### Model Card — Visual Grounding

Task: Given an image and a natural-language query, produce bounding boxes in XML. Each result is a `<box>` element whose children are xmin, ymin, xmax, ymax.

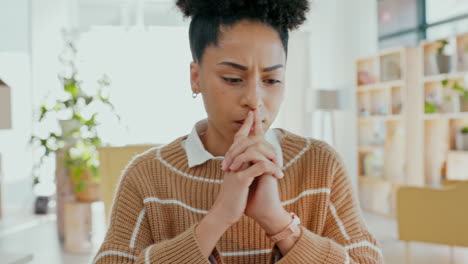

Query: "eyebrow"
<box><xmin>217</xmin><ymin>61</ymin><xmax>284</xmax><ymax>72</ymax></box>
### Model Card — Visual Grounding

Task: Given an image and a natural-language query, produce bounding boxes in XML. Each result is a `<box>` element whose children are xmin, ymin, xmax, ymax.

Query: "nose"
<box><xmin>241</xmin><ymin>79</ymin><xmax>263</xmax><ymax>110</ymax></box>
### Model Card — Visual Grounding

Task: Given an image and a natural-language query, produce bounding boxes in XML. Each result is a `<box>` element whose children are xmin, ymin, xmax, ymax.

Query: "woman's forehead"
<box><xmin>203</xmin><ymin>22</ymin><xmax>286</xmax><ymax>66</ymax></box>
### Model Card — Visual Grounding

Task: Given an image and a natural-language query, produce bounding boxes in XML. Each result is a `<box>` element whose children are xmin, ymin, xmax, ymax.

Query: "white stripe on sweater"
<box><xmin>281</xmin><ymin>137</ymin><xmax>312</xmax><ymax>170</ymax></box>
<box><xmin>156</xmin><ymin>147</ymin><xmax>224</xmax><ymax>184</ymax></box>
<box><xmin>281</xmin><ymin>188</ymin><xmax>330</xmax><ymax>206</ymax></box>
<box><xmin>92</xmin><ymin>250</ymin><xmax>137</xmax><ymax>264</ymax></box>
<box><xmin>345</xmin><ymin>241</ymin><xmax>383</xmax><ymax>257</ymax></box>
<box><xmin>129</xmin><ymin>208</ymin><xmax>146</xmax><ymax>248</ymax></box>
<box><xmin>156</xmin><ymin>137</ymin><xmax>311</xmax><ymax>183</ymax></box>
<box><xmin>144</xmin><ymin>197</ymin><xmax>209</xmax><ymax>214</ymax></box>
<box><xmin>221</xmin><ymin>249</ymin><xmax>272</xmax><ymax>256</ymax></box>
<box><xmin>145</xmin><ymin>244</ymin><xmax>155</xmax><ymax>264</ymax></box>
<box><xmin>143</xmin><ymin>188</ymin><xmax>331</xmax><ymax>215</ymax></box>
<box><xmin>329</xmin><ymin>203</ymin><xmax>351</xmax><ymax>240</ymax></box>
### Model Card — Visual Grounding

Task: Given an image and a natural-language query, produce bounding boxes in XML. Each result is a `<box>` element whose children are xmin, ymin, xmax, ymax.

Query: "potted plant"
<box><xmin>30</xmin><ymin>30</ymin><xmax>121</xmax><ymax>202</ymax></box>
<box><xmin>456</xmin><ymin>127</ymin><xmax>468</xmax><ymax>151</ymax></box>
<box><xmin>463</xmin><ymin>44</ymin><xmax>468</xmax><ymax>71</ymax></box>
<box><xmin>436</xmin><ymin>40</ymin><xmax>452</xmax><ymax>74</ymax></box>
<box><xmin>442</xmin><ymin>79</ymin><xmax>468</xmax><ymax>112</ymax></box>
<box><xmin>425</xmin><ymin>91</ymin><xmax>439</xmax><ymax>114</ymax></box>
<box><xmin>441</xmin><ymin>79</ymin><xmax>460</xmax><ymax>113</ymax></box>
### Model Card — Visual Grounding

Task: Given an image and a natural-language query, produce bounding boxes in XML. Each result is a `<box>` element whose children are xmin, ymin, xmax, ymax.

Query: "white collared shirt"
<box><xmin>182</xmin><ymin>119</ymin><xmax>283</xmax><ymax>168</ymax></box>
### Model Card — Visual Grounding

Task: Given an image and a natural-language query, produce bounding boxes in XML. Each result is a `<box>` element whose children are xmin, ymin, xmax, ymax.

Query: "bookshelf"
<box><xmin>355</xmin><ymin>32</ymin><xmax>468</xmax><ymax>217</ymax></box>
<box><xmin>356</xmin><ymin>47</ymin><xmax>421</xmax><ymax>217</ymax></box>
<box><xmin>420</xmin><ymin>33</ymin><xmax>468</xmax><ymax>186</ymax></box>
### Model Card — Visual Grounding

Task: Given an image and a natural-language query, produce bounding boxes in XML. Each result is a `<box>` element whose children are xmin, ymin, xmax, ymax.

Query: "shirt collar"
<box><xmin>182</xmin><ymin>119</ymin><xmax>283</xmax><ymax>168</ymax></box>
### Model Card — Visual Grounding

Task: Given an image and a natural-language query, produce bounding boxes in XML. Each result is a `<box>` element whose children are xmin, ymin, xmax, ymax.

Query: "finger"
<box><xmin>239</xmin><ymin>160</ymin><xmax>284</xmax><ymax>181</ymax></box>
<box><xmin>229</xmin><ymin>150</ymin><xmax>268</xmax><ymax>172</ymax></box>
<box><xmin>223</xmin><ymin>138</ymin><xmax>252</xmax><ymax>171</ymax></box>
<box><xmin>234</xmin><ymin>111</ymin><xmax>254</xmax><ymax>140</ymax></box>
<box><xmin>223</xmin><ymin>139</ymin><xmax>280</xmax><ymax>171</ymax></box>
<box><xmin>254</xmin><ymin>108</ymin><xmax>264</xmax><ymax>137</ymax></box>
<box><xmin>232</xmin><ymin>154</ymin><xmax>283</xmax><ymax>179</ymax></box>
<box><xmin>229</xmin><ymin>146</ymin><xmax>279</xmax><ymax>171</ymax></box>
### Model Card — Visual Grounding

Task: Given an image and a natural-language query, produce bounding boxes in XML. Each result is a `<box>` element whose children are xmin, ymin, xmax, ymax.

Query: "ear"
<box><xmin>190</xmin><ymin>62</ymin><xmax>201</xmax><ymax>93</ymax></box>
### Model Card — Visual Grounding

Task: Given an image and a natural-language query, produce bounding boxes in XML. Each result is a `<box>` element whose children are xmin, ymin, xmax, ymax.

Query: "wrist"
<box><xmin>257</xmin><ymin>208</ymin><xmax>291</xmax><ymax>235</ymax></box>
<box><xmin>206</xmin><ymin>207</ymin><xmax>236</xmax><ymax>230</ymax></box>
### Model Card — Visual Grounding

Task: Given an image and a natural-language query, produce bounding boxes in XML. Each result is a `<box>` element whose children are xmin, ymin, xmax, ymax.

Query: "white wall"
<box><xmin>273</xmin><ymin>30</ymin><xmax>311</xmax><ymax>136</ymax></box>
<box><xmin>307</xmin><ymin>0</ymin><xmax>379</xmax><ymax>188</ymax></box>
<box><xmin>0</xmin><ymin>0</ymin><xmax>72</xmax><ymax>213</ymax></box>
<box><xmin>0</xmin><ymin>0</ymin><xmax>30</xmax><ymax>52</ymax></box>
<box><xmin>0</xmin><ymin>0</ymin><xmax>33</xmax><ymax>212</ymax></box>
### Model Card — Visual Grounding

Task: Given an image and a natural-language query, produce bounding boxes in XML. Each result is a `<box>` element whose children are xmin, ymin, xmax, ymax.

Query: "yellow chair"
<box><xmin>98</xmin><ymin>145</ymin><xmax>156</xmax><ymax>223</ymax></box>
<box><xmin>396</xmin><ymin>181</ymin><xmax>468</xmax><ymax>263</ymax></box>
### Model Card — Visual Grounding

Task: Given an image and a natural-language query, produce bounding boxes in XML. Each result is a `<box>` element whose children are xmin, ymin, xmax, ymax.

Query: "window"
<box><xmin>378</xmin><ymin>0</ymin><xmax>468</xmax><ymax>48</ymax></box>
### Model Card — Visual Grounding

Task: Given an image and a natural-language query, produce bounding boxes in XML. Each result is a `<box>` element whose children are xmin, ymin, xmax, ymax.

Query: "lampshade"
<box><xmin>0</xmin><ymin>79</ymin><xmax>12</xmax><ymax>129</ymax></box>
<box><xmin>316</xmin><ymin>89</ymin><xmax>342</xmax><ymax>111</ymax></box>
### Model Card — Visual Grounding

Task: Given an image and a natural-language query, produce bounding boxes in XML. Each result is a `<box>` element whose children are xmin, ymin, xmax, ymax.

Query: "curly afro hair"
<box><xmin>175</xmin><ymin>0</ymin><xmax>310</xmax><ymax>62</ymax></box>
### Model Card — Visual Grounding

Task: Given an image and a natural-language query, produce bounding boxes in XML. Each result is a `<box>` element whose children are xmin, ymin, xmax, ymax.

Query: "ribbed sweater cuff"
<box><xmin>275</xmin><ymin>226</ymin><xmax>346</xmax><ymax>264</ymax></box>
<box><xmin>141</xmin><ymin>223</ymin><xmax>223</xmax><ymax>264</ymax></box>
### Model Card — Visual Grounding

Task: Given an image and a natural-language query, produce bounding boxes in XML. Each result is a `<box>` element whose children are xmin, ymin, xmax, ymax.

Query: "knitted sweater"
<box><xmin>93</xmin><ymin>128</ymin><xmax>383</xmax><ymax>264</ymax></box>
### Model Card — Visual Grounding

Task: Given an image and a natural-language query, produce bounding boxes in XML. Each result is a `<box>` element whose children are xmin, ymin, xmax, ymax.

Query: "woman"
<box><xmin>93</xmin><ymin>0</ymin><xmax>383</xmax><ymax>263</ymax></box>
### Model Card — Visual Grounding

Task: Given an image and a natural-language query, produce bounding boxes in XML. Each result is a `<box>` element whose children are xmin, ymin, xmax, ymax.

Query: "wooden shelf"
<box><xmin>423</xmin><ymin>112</ymin><xmax>468</xmax><ymax>120</ymax></box>
<box><xmin>423</xmin><ymin>72</ymin><xmax>468</xmax><ymax>83</ymax></box>
<box><xmin>359</xmin><ymin>175</ymin><xmax>402</xmax><ymax>186</ymax></box>
<box><xmin>358</xmin><ymin>115</ymin><xmax>403</xmax><ymax>122</ymax></box>
<box><xmin>357</xmin><ymin>80</ymin><xmax>404</xmax><ymax>92</ymax></box>
<box><xmin>357</xmin><ymin>83</ymin><xmax>375</xmax><ymax>91</ymax></box>
<box><xmin>359</xmin><ymin>175</ymin><xmax>387</xmax><ymax>184</ymax></box>
<box><xmin>358</xmin><ymin>145</ymin><xmax>383</xmax><ymax>152</ymax></box>
<box><xmin>378</xmin><ymin>47</ymin><xmax>405</xmax><ymax>57</ymax></box>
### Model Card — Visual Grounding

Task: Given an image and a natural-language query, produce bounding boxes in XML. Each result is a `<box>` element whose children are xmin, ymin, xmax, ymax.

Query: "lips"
<box><xmin>234</xmin><ymin>120</ymin><xmax>265</xmax><ymax>125</ymax></box>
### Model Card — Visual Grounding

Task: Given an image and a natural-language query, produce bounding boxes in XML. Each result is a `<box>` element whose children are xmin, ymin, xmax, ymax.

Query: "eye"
<box><xmin>264</xmin><ymin>79</ymin><xmax>281</xmax><ymax>85</ymax></box>
<box><xmin>222</xmin><ymin>77</ymin><xmax>243</xmax><ymax>84</ymax></box>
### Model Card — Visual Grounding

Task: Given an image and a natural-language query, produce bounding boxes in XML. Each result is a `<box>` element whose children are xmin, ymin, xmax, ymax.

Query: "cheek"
<box><xmin>263</xmin><ymin>89</ymin><xmax>284</xmax><ymax>118</ymax></box>
<box><xmin>203</xmin><ymin>82</ymin><xmax>233</xmax><ymax>115</ymax></box>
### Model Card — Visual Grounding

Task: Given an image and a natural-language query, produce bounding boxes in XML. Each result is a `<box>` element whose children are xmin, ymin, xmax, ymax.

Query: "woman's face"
<box><xmin>190</xmin><ymin>20</ymin><xmax>286</xmax><ymax>140</ymax></box>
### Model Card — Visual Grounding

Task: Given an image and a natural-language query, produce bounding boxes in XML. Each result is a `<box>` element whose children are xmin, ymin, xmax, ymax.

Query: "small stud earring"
<box><xmin>192</xmin><ymin>92</ymin><xmax>198</xmax><ymax>98</ymax></box>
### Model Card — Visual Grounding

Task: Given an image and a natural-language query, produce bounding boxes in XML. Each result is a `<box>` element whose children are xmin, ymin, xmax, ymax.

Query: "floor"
<box><xmin>1</xmin><ymin>208</ymin><xmax>467</xmax><ymax>264</ymax></box>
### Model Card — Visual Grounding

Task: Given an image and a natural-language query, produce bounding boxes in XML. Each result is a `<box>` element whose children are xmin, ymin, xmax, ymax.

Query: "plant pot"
<box><xmin>436</xmin><ymin>54</ymin><xmax>452</xmax><ymax>74</ymax></box>
<box><xmin>59</xmin><ymin>120</ymin><xmax>80</xmax><ymax>148</ymax></box>
<box><xmin>455</xmin><ymin>133</ymin><xmax>468</xmax><ymax>151</ymax></box>
<box><xmin>460</xmin><ymin>97</ymin><xmax>468</xmax><ymax>112</ymax></box>
<box><xmin>70</xmin><ymin>168</ymin><xmax>101</xmax><ymax>202</ymax></box>
<box><xmin>441</xmin><ymin>96</ymin><xmax>460</xmax><ymax>113</ymax></box>
<box><xmin>463</xmin><ymin>53</ymin><xmax>468</xmax><ymax>71</ymax></box>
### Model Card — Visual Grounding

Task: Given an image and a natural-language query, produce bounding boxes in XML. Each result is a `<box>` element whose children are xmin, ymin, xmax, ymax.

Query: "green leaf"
<box><xmin>90</xmin><ymin>166</ymin><xmax>99</xmax><ymax>180</ymax></box>
<box><xmin>64</xmin><ymin>79</ymin><xmax>80</xmax><ymax>99</ymax></box>
<box><xmin>425</xmin><ymin>102</ymin><xmax>437</xmax><ymax>114</ymax></box>
<box><xmin>33</xmin><ymin>176</ymin><xmax>40</xmax><ymax>185</ymax></box>
<box><xmin>39</xmin><ymin>104</ymin><xmax>48</xmax><ymax>121</ymax></box>
<box><xmin>71</xmin><ymin>167</ymin><xmax>84</xmax><ymax>181</ymax></box>
<box><xmin>85</xmin><ymin>113</ymin><xmax>97</xmax><ymax>128</ymax></box>
<box><xmin>441</xmin><ymin>79</ymin><xmax>449</xmax><ymax>87</ymax></box>
<box><xmin>438</xmin><ymin>40</ymin><xmax>449</xmax><ymax>54</ymax></box>
<box><xmin>453</xmin><ymin>81</ymin><xmax>466</xmax><ymax>94</ymax></box>
<box><xmin>50</xmin><ymin>133</ymin><xmax>61</xmax><ymax>140</ymax></box>
<box><xmin>84</xmin><ymin>96</ymin><xmax>94</xmax><ymax>105</ymax></box>
<box><xmin>74</xmin><ymin>181</ymin><xmax>86</xmax><ymax>193</ymax></box>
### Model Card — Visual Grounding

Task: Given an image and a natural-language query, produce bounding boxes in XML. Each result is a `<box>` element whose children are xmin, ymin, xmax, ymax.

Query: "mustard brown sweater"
<box><xmin>93</xmin><ymin>129</ymin><xmax>383</xmax><ymax>264</ymax></box>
